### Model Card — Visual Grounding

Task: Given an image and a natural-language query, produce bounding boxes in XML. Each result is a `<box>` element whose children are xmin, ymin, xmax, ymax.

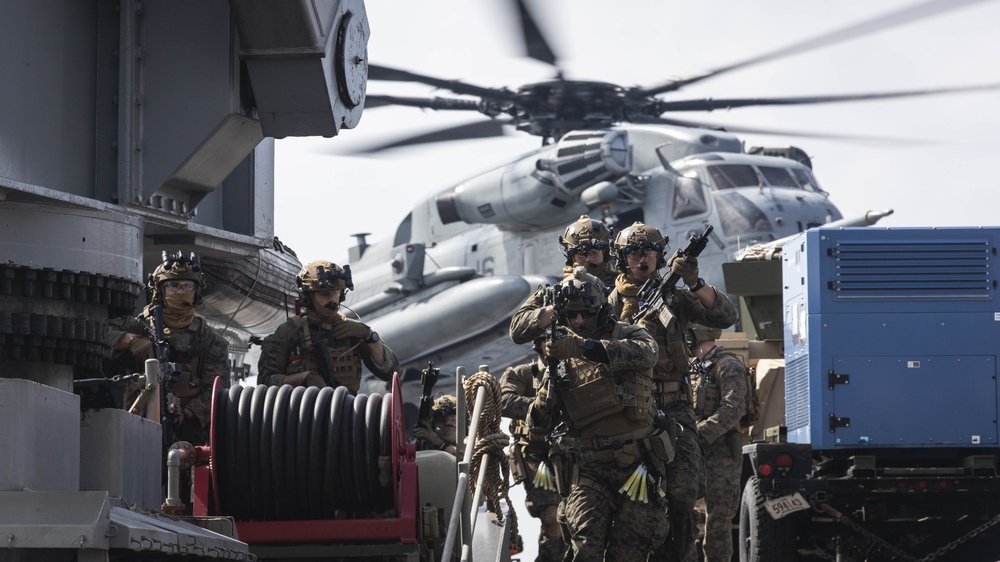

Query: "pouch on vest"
<box><xmin>509</xmin><ymin>443</ymin><xmax>527</xmax><ymax>485</ymax></box>
<box><xmin>612</xmin><ymin>442</ymin><xmax>641</xmax><ymax>469</ymax></box>
<box><xmin>693</xmin><ymin>375</ymin><xmax>721</xmax><ymax>418</ymax></box>
<box><xmin>650</xmin><ymin>414</ymin><xmax>678</xmax><ymax>464</ymax></box>
<box><xmin>625</xmin><ymin>373</ymin><xmax>654</xmax><ymax>422</ymax></box>
<box><xmin>562</xmin><ymin>374</ymin><xmax>623</xmax><ymax>428</ymax></box>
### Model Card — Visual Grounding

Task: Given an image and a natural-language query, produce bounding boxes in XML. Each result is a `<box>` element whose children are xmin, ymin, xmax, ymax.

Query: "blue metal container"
<box><xmin>782</xmin><ymin>227</ymin><xmax>1000</xmax><ymax>450</ymax></box>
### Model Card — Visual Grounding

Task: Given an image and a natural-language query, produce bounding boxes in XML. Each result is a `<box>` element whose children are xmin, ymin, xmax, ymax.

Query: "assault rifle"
<box><xmin>148</xmin><ymin>303</ymin><xmax>182</xmax><ymax>447</ymax></box>
<box><xmin>311</xmin><ymin>332</ymin><xmax>339</xmax><ymax>388</ymax></box>
<box><xmin>417</xmin><ymin>361</ymin><xmax>440</xmax><ymax>426</ymax></box>
<box><xmin>541</xmin><ymin>284</ymin><xmax>572</xmax><ymax>497</ymax></box>
<box><xmin>632</xmin><ymin>224</ymin><xmax>715</xmax><ymax>323</ymax></box>
<box><xmin>543</xmin><ymin>284</ymin><xmax>566</xmax><ymax>387</ymax></box>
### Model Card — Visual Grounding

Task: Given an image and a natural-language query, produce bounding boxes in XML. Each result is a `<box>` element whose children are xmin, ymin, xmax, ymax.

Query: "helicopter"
<box><xmin>321</xmin><ymin>0</ymin><xmax>1000</xmax><ymax>409</ymax></box>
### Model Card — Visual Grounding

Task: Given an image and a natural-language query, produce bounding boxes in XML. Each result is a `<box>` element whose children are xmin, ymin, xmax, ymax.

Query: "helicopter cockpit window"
<box><xmin>759</xmin><ymin>166</ymin><xmax>800</xmax><ymax>188</ymax></box>
<box><xmin>706</xmin><ymin>164</ymin><xmax>760</xmax><ymax>190</ymax></box>
<box><xmin>715</xmin><ymin>192</ymin><xmax>773</xmax><ymax>237</ymax></box>
<box><xmin>791</xmin><ymin>168</ymin><xmax>824</xmax><ymax>193</ymax></box>
<box><xmin>672</xmin><ymin>174</ymin><xmax>709</xmax><ymax>220</ymax></box>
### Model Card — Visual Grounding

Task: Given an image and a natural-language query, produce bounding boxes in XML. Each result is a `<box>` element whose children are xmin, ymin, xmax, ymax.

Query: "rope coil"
<box><xmin>464</xmin><ymin>370</ymin><xmax>519</xmax><ymax>549</ymax></box>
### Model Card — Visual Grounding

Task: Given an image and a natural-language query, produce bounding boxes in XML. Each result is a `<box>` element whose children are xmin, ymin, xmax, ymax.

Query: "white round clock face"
<box><xmin>336</xmin><ymin>11</ymin><xmax>368</xmax><ymax>109</ymax></box>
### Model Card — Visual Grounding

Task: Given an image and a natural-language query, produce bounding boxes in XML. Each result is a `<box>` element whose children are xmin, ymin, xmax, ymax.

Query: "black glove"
<box><xmin>669</xmin><ymin>252</ymin><xmax>700</xmax><ymax>287</ymax></box>
<box><xmin>331</xmin><ymin>320</ymin><xmax>372</xmax><ymax>342</ymax></box>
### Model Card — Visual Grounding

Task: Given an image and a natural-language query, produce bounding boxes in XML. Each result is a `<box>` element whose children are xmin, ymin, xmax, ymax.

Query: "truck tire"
<box><xmin>739</xmin><ymin>477</ymin><xmax>798</xmax><ymax>562</ymax></box>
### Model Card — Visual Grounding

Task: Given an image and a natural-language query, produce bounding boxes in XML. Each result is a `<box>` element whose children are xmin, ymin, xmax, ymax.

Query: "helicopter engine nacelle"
<box><xmin>436</xmin><ymin>129</ymin><xmax>630</xmax><ymax>228</ymax></box>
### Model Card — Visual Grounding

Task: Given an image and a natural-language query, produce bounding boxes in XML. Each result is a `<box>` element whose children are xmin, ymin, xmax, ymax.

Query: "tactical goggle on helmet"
<box><xmin>613</xmin><ymin>222</ymin><xmax>669</xmax><ymax>271</ymax></box>
<box><xmin>559</xmin><ymin>215</ymin><xmax>613</xmax><ymax>266</ymax></box>
<box><xmin>297</xmin><ymin>260</ymin><xmax>354</xmax><ymax>296</ymax></box>
<box><xmin>148</xmin><ymin>250</ymin><xmax>206</xmax><ymax>302</ymax></box>
<box><xmin>556</xmin><ymin>271</ymin><xmax>607</xmax><ymax>321</ymax></box>
<box><xmin>433</xmin><ymin>395</ymin><xmax>458</xmax><ymax>418</ymax></box>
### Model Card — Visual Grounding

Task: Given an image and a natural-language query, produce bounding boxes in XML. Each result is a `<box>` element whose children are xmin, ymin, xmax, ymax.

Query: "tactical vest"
<box><xmin>147</xmin><ymin>315</ymin><xmax>204</xmax><ymax>398</ymax></box>
<box><xmin>559</xmin><ymin>326</ymin><xmax>654</xmax><ymax>437</ymax></box>
<box><xmin>692</xmin><ymin>357</ymin><xmax>721</xmax><ymax>419</ymax></box>
<box><xmin>285</xmin><ymin>315</ymin><xmax>364</xmax><ymax>393</ymax></box>
<box><xmin>693</xmin><ymin>350</ymin><xmax>760</xmax><ymax>428</ymax></box>
<box><xmin>508</xmin><ymin>364</ymin><xmax>549</xmax><ymax>449</ymax></box>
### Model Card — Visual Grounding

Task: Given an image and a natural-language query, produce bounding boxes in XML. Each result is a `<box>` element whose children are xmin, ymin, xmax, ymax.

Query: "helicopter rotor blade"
<box><xmin>514</xmin><ymin>0</ymin><xmax>559</xmax><ymax>68</ymax></box>
<box><xmin>365</xmin><ymin>94</ymin><xmax>483</xmax><ymax>112</ymax></box>
<box><xmin>635</xmin><ymin>0</ymin><xmax>995</xmax><ymax>97</ymax></box>
<box><xmin>631</xmin><ymin>115</ymin><xmax>927</xmax><ymax>144</ymax></box>
<box><xmin>340</xmin><ymin>120</ymin><xmax>514</xmax><ymax>154</ymax></box>
<box><xmin>369</xmin><ymin>64</ymin><xmax>516</xmax><ymax>102</ymax></box>
<box><xmin>651</xmin><ymin>82</ymin><xmax>1000</xmax><ymax>113</ymax></box>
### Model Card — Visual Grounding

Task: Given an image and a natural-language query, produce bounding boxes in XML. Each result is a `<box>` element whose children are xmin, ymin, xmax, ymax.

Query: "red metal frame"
<box><xmin>193</xmin><ymin>373</ymin><xmax>422</xmax><ymax>546</ymax></box>
<box><xmin>192</xmin><ymin>449</ymin><xmax>212</xmax><ymax>515</ymax></box>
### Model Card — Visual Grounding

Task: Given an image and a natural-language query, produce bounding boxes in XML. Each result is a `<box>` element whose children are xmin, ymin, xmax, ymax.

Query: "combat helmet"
<box><xmin>559</xmin><ymin>215</ymin><xmax>613</xmax><ymax>266</ymax></box>
<box><xmin>686</xmin><ymin>323</ymin><xmax>721</xmax><ymax>351</ymax></box>
<box><xmin>148</xmin><ymin>250</ymin><xmax>206</xmax><ymax>305</ymax></box>
<box><xmin>432</xmin><ymin>395</ymin><xmax>458</xmax><ymax>419</ymax></box>
<box><xmin>297</xmin><ymin>260</ymin><xmax>354</xmax><ymax>306</ymax></box>
<box><xmin>555</xmin><ymin>267</ymin><xmax>612</xmax><ymax>330</ymax></box>
<box><xmin>613</xmin><ymin>221</ymin><xmax>669</xmax><ymax>271</ymax></box>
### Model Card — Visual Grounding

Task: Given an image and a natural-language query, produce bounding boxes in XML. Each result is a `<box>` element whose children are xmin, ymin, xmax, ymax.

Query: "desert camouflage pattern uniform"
<box><xmin>500</xmin><ymin>360</ymin><xmax>567</xmax><ymax>562</ymax></box>
<box><xmin>257</xmin><ymin>312</ymin><xmax>398</xmax><ymax>394</ymax></box>
<box><xmin>692</xmin><ymin>346</ymin><xmax>747</xmax><ymax>562</ymax></box>
<box><xmin>109</xmin><ymin>310</ymin><xmax>230</xmax><ymax>445</ymax></box>
<box><xmin>525</xmin><ymin>314</ymin><xmax>667</xmax><ymax>562</ymax></box>
<box><xmin>609</xmin><ymin>275</ymin><xmax>737</xmax><ymax>562</ymax></box>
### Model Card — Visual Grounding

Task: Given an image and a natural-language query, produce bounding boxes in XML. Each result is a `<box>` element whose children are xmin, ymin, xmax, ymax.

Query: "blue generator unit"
<box><xmin>782</xmin><ymin>227</ymin><xmax>1000</xmax><ymax>450</ymax></box>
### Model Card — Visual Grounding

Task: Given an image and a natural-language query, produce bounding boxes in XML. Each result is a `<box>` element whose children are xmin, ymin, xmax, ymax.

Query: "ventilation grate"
<box><xmin>827</xmin><ymin>239</ymin><xmax>994</xmax><ymax>299</ymax></box>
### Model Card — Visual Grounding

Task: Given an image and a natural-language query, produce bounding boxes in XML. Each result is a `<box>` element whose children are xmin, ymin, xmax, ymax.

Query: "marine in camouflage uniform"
<box><xmin>523</xmin><ymin>268</ymin><xmax>667</xmax><ymax>562</ymax></box>
<box><xmin>500</xmin><ymin>348</ymin><xmax>567</xmax><ymax>562</ymax></box>
<box><xmin>607</xmin><ymin>223</ymin><xmax>737</xmax><ymax>562</ymax></box>
<box><xmin>510</xmin><ymin>215</ymin><xmax>615</xmax><ymax>343</ymax></box>
<box><xmin>413</xmin><ymin>395</ymin><xmax>460</xmax><ymax>455</ymax></box>
<box><xmin>258</xmin><ymin>260</ymin><xmax>398</xmax><ymax>394</ymax></box>
<box><xmin>689</xmin><ymin>325</ymin><xmax>746</xmax><ymax>562</ymax></box>
<box><xmin>108</xmin><ymin>251</ymin><xmax>230</xmax><ymax>446</ymax></box>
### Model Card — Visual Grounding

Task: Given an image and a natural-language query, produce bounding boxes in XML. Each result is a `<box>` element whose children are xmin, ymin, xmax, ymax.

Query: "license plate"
<box><xmin>763</xmin><ymin>492</ymin><xmax>809</xmax><ymax>520</ymax></box>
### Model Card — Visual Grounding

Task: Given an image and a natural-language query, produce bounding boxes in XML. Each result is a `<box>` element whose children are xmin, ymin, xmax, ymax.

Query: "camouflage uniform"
<box><xmin>108</xmin><ymin>253</ymin><xmax>230</xmax><ymax>446</ymax></box>
<box><xmin>609</xmin><ymin>276</ymin><xmax>737</xmax><ymax>562</ymax></box>
<box><xmin>500</xmin><ymin>360</ymin><xmax>567</xmax><ymax>562</ymax></box>
<box><xmin>510</xmin><ymin>214</ymin><xmax>615</xmax><ymax>342</ymax></box>
<box><xmin>525</xmin><ymin>271</ymin><xmax>667</xmax><ymax>562</ymax></box>
<box><xmin>257</xmin><ymin>312</ymin><xmax>398</xmax><ymax>394</ymax></box>
<box><xmin>692</xmin><ymin>345</ymin><xmax>747</xmax><ymax>562</ymax></box>
<box><xmin>111</xmin><ymin>311</ymin><xmax>229</xmax><ymax>444</ymax></box>
<box><xmin>413</xmin><ymin>395</ymin><xmax>459</xmax><ymax>452</ymax></box>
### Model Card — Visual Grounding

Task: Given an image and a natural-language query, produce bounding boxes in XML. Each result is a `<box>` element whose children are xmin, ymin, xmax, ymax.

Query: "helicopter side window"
<box><xmin>759</xmin><ymin>166</ymin><xmax>800</xmax><ymax>188</ymax></box>
<box><xmin>672</xmin><ymin>174</ymin><xmax>709</xmax><ymax>220</ymax></box>
<box><xmin>706</xmin><ymin>164</ymin><xmax>760</xmax><ymax>190</ymax></box>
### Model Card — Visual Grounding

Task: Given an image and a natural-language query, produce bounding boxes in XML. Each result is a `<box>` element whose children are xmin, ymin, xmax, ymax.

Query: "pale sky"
<box><xmin>271</xmin><ymin>2</ymin><xmax>1000</xmax><ymax>555</ymax></box>
<box><xmin>274</xmin><ymin>0</ymin><xmax>1000</xmax><ymax>267</ymax></box>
